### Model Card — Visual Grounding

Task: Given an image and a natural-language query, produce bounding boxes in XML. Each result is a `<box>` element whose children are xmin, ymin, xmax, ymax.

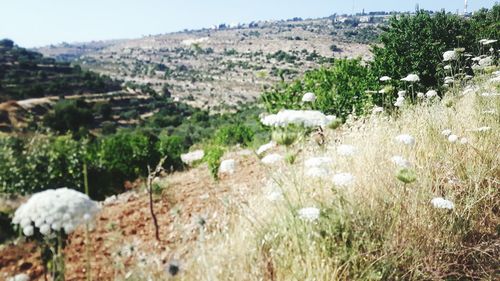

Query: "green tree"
<box><xmin>371</xmin><ymin>11</ymin><xmax>475</xmax><ymax>89</ymax></box>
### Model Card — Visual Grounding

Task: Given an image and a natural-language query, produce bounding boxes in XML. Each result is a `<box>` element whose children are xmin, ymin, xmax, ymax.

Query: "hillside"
<box><xmin>35</xmin><ymin>17</ymin><xmax>381</xmax><ymax>109</ymax></box>
<box><xmin>0</xmin><ymin>39</ymin><xmax>121</xmax><ymax>102</ymax></box>
<box><xmin>1</xmin><ymin>69</ymin><xmax>498</xmax><ymax>280</ymax></box>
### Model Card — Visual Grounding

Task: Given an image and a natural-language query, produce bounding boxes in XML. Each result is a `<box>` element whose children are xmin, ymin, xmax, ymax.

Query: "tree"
<box><xmin>371</xmin><ymin>11</ymin><xmax>475</xmax><ymax>89</ymax></box>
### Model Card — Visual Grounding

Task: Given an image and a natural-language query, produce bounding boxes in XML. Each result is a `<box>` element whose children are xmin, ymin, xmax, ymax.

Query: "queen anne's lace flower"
<box><xmin>336</xmin><ymin>145</ymin><xmax>356</xmax><ymax>157</ymax></box>
<box><xmin>394</xmin><ymin>96</ymin><xmax>405</xmax><ymax>107</ymax></box>
<box><xmin>298</xmin><ymin>207</ymin><xmax>320</xmax><ymax>221</ymax></box>
<box><xmin>260</xmin><ymin>110</ymin><xmax>334</xmax><ymax>128</ymax></box>
<box><xmin>302</xmin><ymin>92</ymin><xmax>316</xmax><ymax>102</ymax></box>
<box><xmin>425</xmin><ymin>90</ymin><xmax>437</xmax><ymax>98</ymax></box>
<box><xmin>391</xmin><ymin>156</ymin><xmax>412</xmax><ymax>168</ymax></box>
<box><xmin>401</xmin><ymin>74</ymin><xmax>420</xmax><ymax>82</ymax></box>
<box><xmin>441</xmin><ymin>129</ymin><xmax>452</xmax><ymax>136</ymax></box>
<box><xmin>7</xmin><ymin>273</ymin><xmax>30</xmax><ymax>281</ymax></box>
<box><xmin>332</xmin><ymin>173</ymin><xmax>355</xmax><ymax>187</ymax></box>
<box><xmin>443</xmin><ymin>50</ymin><xmax>457</xmax><ymax>61</ymax></box>
<box><xmin>395</xmin><ymin>134</ymin><xmax>415</xmax><ymax>145</ymax></box>
<box><xmin>379</xmin><ymin>76</ymin><xmax>391</xmax><ymax>81</ymax></box>
<box><xmin>12</xmin><ymin>188</ymin><xmax>100</xmax><ymax>237</ymax></box>
<box><xmin>448</xmin><ymin>134</ymin><xmax>459</xmax><ymax>143</ymax></box>
<box><xmin>431</xmin><ymin>197</ymin><xmax>454</xmax><ymax>210</ymax></box>
<box><xmin>180</xmin><ymin>150</ymin><xmax>204</xmax><ymax>165</ymax></box>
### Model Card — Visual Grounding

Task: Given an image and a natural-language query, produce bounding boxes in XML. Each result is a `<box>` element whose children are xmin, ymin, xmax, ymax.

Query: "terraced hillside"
<box><xmin>0</xmin><ymin>39</ymin><xmax>121</xmax><ymax>102</ymax></box>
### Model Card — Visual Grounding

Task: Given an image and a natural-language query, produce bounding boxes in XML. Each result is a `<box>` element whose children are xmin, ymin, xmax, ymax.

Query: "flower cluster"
<box><xmin>395</xmin><ymin>134</ymin><xmax>415</xmax><ymax>146</ymax></box>
<box><xmin>297</xmin><ymin>207</ymin><xmax>320</xmax><ymax>221</ymax></box>
<box><xmin>332</xmin><ymin>172</ymin><xmax>355</xmax><ymax>187</ymax></box>
<box><xmin>180</xmin><ymin>150</ymin><xmax>204</xmax><ymax>165</ymax></box>
<box><xmin>443</xmin><ymin>50</ymin><xmax>457</xmax><ymax>62</ymax></box>
<box><xmin>302</xmin><ymin>92</ymin><xmax>316</xmax><ymax>102</ymax></box>
<box><xmin>431</xmin><ymin>197</ymin><xmax>454</xmax><ymax>210</ymax></box>
<box><xmin>260</xmin><ymin>110</ymin><xmax>335</xmax><ymax>128</ymax></box>
<box><xmin>401</xmin><ymin>74</ymin><xmax>420</xmax><ymax>82</ymax></box>
<box><xmin>391</xmin><ymin>156</ymin><xmax>412</xmax><ymax>168</ymax></box>
<box><xmin>304</xmin><ymin>157</ymin><xmax>332</xmax><ymax>179</ymax></box>
<box><xmin>13</xmin><ymin>188</ymin><xmax>100</xmax><ymax>237</ymax></box>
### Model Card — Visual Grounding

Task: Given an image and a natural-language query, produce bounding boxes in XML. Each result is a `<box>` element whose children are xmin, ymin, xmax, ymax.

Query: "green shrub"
<box><xmin>156</xmin><ymin>132</ymin><xmax>185</xmax><ymax>171</ymax></box>
<box><xmin>371</xmin><ymin>11</ymin><xmax>475</xmax><ymax>90</ymax></box>
<box><xmin>204</xmin><ymin>145</ymin><xmax>225</xmax><ymax>181</ymax></box>
<box><xmin>0</xmin><ymin>134</ymin><xmax>86</xmax><ymax>194</ymax></box>
<box><xmin>261</xmin><ymin>58</ymin><xmax>377</xmax><ymax>120</ymax></box>
<box><xmin>214</xmin><ymin>123</ymin><xmax>255</xmax><ymax>147</ymax></box>
<box><xmin>44</xmin><ymin>99</ymin><xmax>94</xmax><ymax>136</ymax></box>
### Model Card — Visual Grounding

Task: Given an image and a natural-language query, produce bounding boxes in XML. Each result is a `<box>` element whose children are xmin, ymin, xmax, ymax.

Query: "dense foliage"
<box><xmin>0</xmin><ymin>104</ymin><xmax>268</xmax><ymax>198</ymax></box>
<box><xmin>371</xmin><ymin>7</ymin><xmax>499</xmax><ymax>90</ymax></box>
<box><xmin>262</xmin><ymin>58</ymin><xmax>377</xmax><ymax>120</ymax></box>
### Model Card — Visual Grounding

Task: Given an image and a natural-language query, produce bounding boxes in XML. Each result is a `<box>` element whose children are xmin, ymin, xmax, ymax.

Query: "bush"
<box><xmin>371</xmin><ymin>11</ymin><xmax>475</xmax><ymax>89</ymax></box>
<box><xmin>156</xmin><ymin>132</ymin><xmax>185</xmax><ymax>171</ymax></box>
<box><xmin>0</xmin><ymin>134</ymin><xmax>86</xmax><ymax>194</ymax></box>
<box><xmin>203</xmin><ymin>145</ymin><xmax>225</xmax><ymax>180</ymax></box>
<box><xmin>214</xmin><ymin>123</ymin><xmax>255</xmax><ymax>147</ymax></box>
<box><xmin>261</xmin><ymin>58</ymin><xmax>377</xmax><ymax>120</ymax></box>
<box><xmin>44</xmin><ymin>99</ymin><xmax>95</xmax><ymax>136</ymax></box>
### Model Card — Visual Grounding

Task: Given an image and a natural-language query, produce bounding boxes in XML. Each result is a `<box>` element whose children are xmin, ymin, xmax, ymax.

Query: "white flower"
<box><xmin>443</xmin><ymin>50</ymin><xmax>457</xmax><ymax>61</ymax></box>
<box><xmin>298</xmin><ymin>207</ymin><xmax>320</xmax><ymax>221</ymax></box>
<box><xmin>305</xmin><ymin>166</ymin><xmax>331</xmax><ymax>179</ymax></box>
<box><xmin>12</xmin><ymin>188</ymin><xmax>100</xmax><ymax>236</ymax></box>
<box><xmin>7</xmin><ymin>274</ymin><xmax>30</xmax><ymax>281</ymax></box>
<box><xmin>256</xmin><ymin>141</ymin><xmax>276</xmax><ymax>155</ymax></box>
<box><xmin>478</xmin><ymin>56</ymin><xmax>492</xmax><ymax>67</ymax></box>
<box><xmin>469</xmin><ymin>126</ymin><xmax>491</xmax><ymax>132</ymax></box>
<box><xmin>219</xmin><ymin>159</ymin><xmax>236</xmax><ymax>174</ymax></box>
<box><xmin>444</xmin><ymin>76</ymin><xmax>454</xmax><ymax>84</ymax></box>
<box><xmin>401</xmin><ymin>74</ymin><xmax>420</xmax><ymax>82</ymax></box>
<box><xmin>332</xmin><ymin>172</ymin><xmax>355</xmax><ymax>187</ymax></box>
<box><xmin>261</xmin><ymin>153</ymin><xmax>283</xmax><ymax>165</ymax></box>
<box><xmin>441</xmin><ymin>129</ymin><xmax>452</xmax><ymax>136</ymax></box>
<box><xmin>379</xmin><ymin>76</ymin><xmax>391</xmax><ymax>81</ymax></box>
<box><xmin>391</xmin><ymin>156</ymin><xmax>412</xmax><ymax>168</ymax></box>
<box><xmin>394</xmin><ymin>96</ymin><xmax>405</xmax><ymax>107</ymax></box>
<box><xmin>480</xmin><ymin>92</ymin><xmax>500</xmax><ymax>97</ymax></box>
<box><xmin>22</xmin><ymin>225</ymin><xmax>34</xmax><ymax>237</ymax></box>
<box><xmin>444</xmin><ymin>65</ymin><xmax>452</xmax><ymax>70</ymax></box>
<box><xmin>378</xmin><ymin>88</ymin><xmax>388</xmax><ymax>94</ymax></box>
<box><xmin>479</xmin><ymin>39</ymin><xmax>497</xmax><ymax>45</ymax></box>
<box><xmin>336</xmin><ymin>145</ymin><xmax>356</xmax><ymax>157</ymax></box>
<box><xmin>180</xmin><ymin>150</ymin><xmax>204</xmax><ymax>165</ymax></box>
<box><xmin>395</xmin><ymin>134</ymin><xmax>415</xmax><ymax>145</ymax></box>
<box><xmin>304</xmin><ymin>157</ymin><xmax>332</xmax><ymax>168</ymax></box>
<box><xmin>397</xmin><ymin>90</ymin><xmax>406</xmax><ymax>97</ymax></box>
<box><xmin>372</xmin><ymin>106</ymin><xmax>384</xmax><ymax>114</ymax></box>
<box><xmin>417</xmin><ymin>92</ymin><xmax>425</xmax><ymax>98</ymax></box>
<box><xmin>431</xmin><ymin>197</ymin><xmax>454</xmax><ymax>210</ymax></box>
<box><xmin>260</xmin><ymin>110</ymin><xmax>333</xmax><ymax>128</ymax></box>
<box><xmin>266</xmin><ymin>191</ymin><xmax>283</xmax><ymax>202</ymax></box>
<box><xmin>302</xmin><ymin>92</ymin><xmax>316</xmax><ymax>102</ymax></box>
<box><xmin>425</xmin><ymin>90</ymin><xmax>437</xmax><ymax>98</ymax></box>
<box><xmin>448</xmin><ymin>134</ymin><xmax>458</xmax><ymax>143</ymax></box>
<box><xmin>460</xmin><ymin>137</ymin><xmax>468</xmax><ymax>145</ymax></box>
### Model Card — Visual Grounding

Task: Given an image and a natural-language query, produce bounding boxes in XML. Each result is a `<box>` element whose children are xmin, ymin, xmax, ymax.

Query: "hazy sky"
<box><xmin>0</xmin><ymin>0</ymin><xmax>496</xmax><ymax>47</ymax></box>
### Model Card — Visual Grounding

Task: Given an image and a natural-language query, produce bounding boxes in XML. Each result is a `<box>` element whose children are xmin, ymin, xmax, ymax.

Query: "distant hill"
<box><xmin>0</xmin><ymin>39</ymin><xmax>121</xmax><ymax>102</ymax></box>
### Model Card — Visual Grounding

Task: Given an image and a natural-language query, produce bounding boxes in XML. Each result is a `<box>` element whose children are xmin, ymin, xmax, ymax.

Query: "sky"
<box><xmin>0</xmin><ymin>0</ymin><xmax>496</xmax><ymax>48</ymax></box>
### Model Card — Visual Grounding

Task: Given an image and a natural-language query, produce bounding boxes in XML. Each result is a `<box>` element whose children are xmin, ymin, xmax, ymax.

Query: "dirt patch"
<box><xmin>0</xmin><ymin>152</ymin><xmax>264</xmax><ymax>280</ymax></box>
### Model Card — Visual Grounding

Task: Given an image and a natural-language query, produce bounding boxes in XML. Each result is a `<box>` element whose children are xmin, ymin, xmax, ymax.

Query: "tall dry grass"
<box><xmin>182</xmin><ymin>71</ymin><xmax>499</xmax><ymax>280</ymax></box>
